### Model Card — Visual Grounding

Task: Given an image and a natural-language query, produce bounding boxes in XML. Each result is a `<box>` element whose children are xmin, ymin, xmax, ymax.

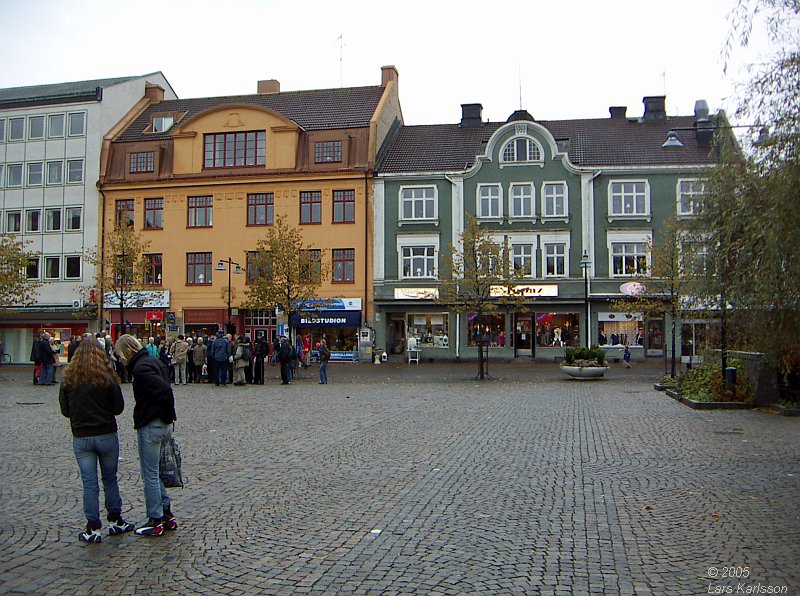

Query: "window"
<box><xmin>28</xmin><ymin>116</ymin><xmax>45</xmax><ymax>139</ymax></box>
<box><xmin>402</xmin><ymin>246</ymin><xmax>436</xmax><ymax>278</ymax></box>
<box><xmin>47</xmin><ymin>161</ymin><xmax>63</xmax><ymax>184</ymax></box>
<box><xmin>187</xmin><ymin>252</ymin><xmax>212</xmax><ymax>285</ymax></box>
<box><xmin>48</xmin><ymin>114</ymin><xmax>64</xmax><ymax>138</ymax></box>
<box><xmin>187</xmin><ymin>196</ymin><xmax>213</xmax><ymax>227</ymax></box>
<box><xmin>543</xmin><ymin>182</ymin><xmax>567</xmax><ymax>218</ymax></box>
<box><xmin>65</xmin><ymin>207</ymin><xmax>82</xmax><ymax>231</ymax></box>
<box><xmin>609</xmin><ymin>181</ymin><xmax>649</xmax><ymax>217</ymax></box>
<box><xmin>26</xmin><ymin>210</ymin><xmax>41</xmax><ymax>233</ymax></box>
<box><xmin>400</xmin><ymin>186</ymin><xmax>436</xmax><ymax>221</ymax></box>
<box><xmin>333</xmin><ymin>190</ymin><xmax>355</xmax><ymax>223</ymax></box>
<box><xmin>544</xmin><ymin>243</ymin><xmax>567</xmax><ymax>277</ymax></box>
<box><xmin>332</xmin><ymin>248</ymin><xmax>355</xmax><ymax>283</ymax></box>
<box><xmin>299</xmin><ymin>249</ymin><xmax>322</xmax><ymax>283</ymax></box>
<box><xmin>0</xmin><ymin>119</ymin><xmax>5</xmax><ymax>142</ymax></box>
<box><xmin>510</xmin><ymin>184</ymin><xmax>533</xmax><ymax>218</ymax></box>
<box><xmin>9</xmin><ymin>117</ymin><xmax>24</xmax><ymax>141</ymax></box>
<box><xmin>406</xmin><ymin>313</ymin><xmax>450</xmax><ymax>349</ymax></box>
<box><xmin>68</xmin><ymin>112</ymin><xmax>85</xmax><ymax>136</ymax></box>
<box><xmin>246</xmin><ymin>251</ymin><xmax>270</xmax><ymax>283</ymax></box>
<box><xmin>44</xmin><ymin>256</ymin><xmax>60</xmax><ymax>279</ymax></box>
<box><xmin>27</xmin><ymin>163</ymin><xmax>43</xmax><ymax>186</ymax></box>
<box><xmin>247</xmin><ymin>193</ymin><xmax>274</xmax><ymax>226</ymax></box>
<box><xmin>512</xmin><ymin>244</ymin><xmax>534</xmax><ymax>276</ymax></box>
<box><xmin>152</xmin><ymin>116</ymin><xmax>173</xmax><ymax>133</ymax></box>
<box><xmin>145</xmin><ymin>254</ymin><xmax>163</xmax><ymax>285</ymax></box>
<box><xmin>468</xmin><ymin>313</ymin><xmax>506</xmax><ymax>347</ymax></box>
<box><xmin>677</xmin><ymin>179</ymin><xmax>705</xmax><ymax>216</ymax></box>
<box><xmin>0</xmin><ymin>164</ymin><xmax>3</xmax><ymax>186</ymax></box>
<box><xmin>67</xmin><ymin>159</ymin><xmax>84</xmax><ymax>183</ymax></box>
<box><xmin>26</xmin><ymin>257</ymin><xmax>40</xmax><ymax>279</ymax></box>
<box><xmin>64</xmin><ymin>256</ymin><xmax>81</xmax><ymax>279</ymax></box>
<box><xmin>203</xmin><ymin>131</ymin><xmax>266</xmax><ymax>168</ymax></box>
<box><xmin>612</xmin><ymin>242</ymin><xmax>648</xmax><ymax>276</ymax></box>
<box><xmin>6</xmin><ymin>211</ymin><xmax>21</xmax><ymax>233</ymax></box>
<box><xmin>315</xmin><ymin>141</ymin><xmax>342</xmax><ymax>163</ymax></box>
<box><xmin>300</xmin><ymin>191</ymin><xmax>322</xmax><ymax>224</ymax></box>
<box><xmin>681</xmin><ymin>240</ymin><xmax>712</xmax><ymax>275</ymax></box>
<box><xmin>6</xmin><ymin>164</ymin><xmax>23</xmax><ymax>187</ymax></box>
<box><xmin>478</xmin><ymin>185</ymin><xmax>502</xmax><ymax>218</ymax></box>
<box><xmin>144</xmin><ymin>198</ymin><xmax>163</xmax><ymax>230</ymax></box>
<box><xmin>115</xmin><ymin>199</ymin><xmax>134</xmax><ymax>228</ymax></box>
<box><xmin>501</xmin><ymin>137</ymin><xmax>541</xmax><ymax>162</ymax></box>
<box><xmin>130</xmin><ymin>152</ymin><xmax>155</xmax><ymax>173</ymax></box>
<box><xmin>45</xmin><ymin>208</ymin><xmax>62</xmax><ymax>232</ymax></box>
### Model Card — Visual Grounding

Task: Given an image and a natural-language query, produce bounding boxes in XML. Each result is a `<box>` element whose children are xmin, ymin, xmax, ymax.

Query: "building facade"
<box><xmin>0</xmin><ymin>73</ymin><xmax>176</xmax><ymax>362</ymax></box>
<box><xmin>98</xmin><ymin>66</ymin><xmax>402</xmax><ymax>353</ymax></box>
<box><xmin>374</xmin><ymin>97</ymin><xmax>718</xmax><ymax>362</ymax></box>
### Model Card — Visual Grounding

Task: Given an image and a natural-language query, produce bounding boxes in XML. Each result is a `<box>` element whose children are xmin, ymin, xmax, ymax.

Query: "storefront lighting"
<box><xmin>580</xmin><ymin>250</ymin><xmax>592</xmax><ymax>349</ymax></box>
<box><xmin>216</xmin><ymin>258</ymin><xmax>243</xmax><ymax>334</ymax></box>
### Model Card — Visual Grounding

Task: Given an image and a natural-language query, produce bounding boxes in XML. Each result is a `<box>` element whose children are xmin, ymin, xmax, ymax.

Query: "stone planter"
<box><xmin>560</xmin><ymin>365</ymin><xmax>609</xmax><ymax>379</ymax></box>
<box><xmin>772</xmin><ymin>404</ymin><xmax>800</xmax><ymax>416</ymax></box>
<box><xmin>679</xmin><ymin>396</ymin><xmax>751</xmax><ymax>410</ymax></box>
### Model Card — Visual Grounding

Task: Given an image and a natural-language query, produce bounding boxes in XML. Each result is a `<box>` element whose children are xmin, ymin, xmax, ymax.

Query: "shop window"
<box><xmin>467</xmin><ymin>313</ymin><xmax>506</xmax><ymax>348</ymax></box>
<box><xmin>406</xmin><ymin>313</ymin><xmax>450</xmax><ymax>348</ymax></box>
<box><xmin>534</xmin><ymin>312</ymin><xmax>580</xmax><ymax>347</ymax></box>
<box><xmin>597</xmin><ymin>314</ymin><xmax>643</xmax><ymax>346</ymax></box>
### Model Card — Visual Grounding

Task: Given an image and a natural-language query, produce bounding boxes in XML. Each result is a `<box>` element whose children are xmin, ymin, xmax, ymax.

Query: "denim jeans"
<box><xmin>40</xmin><ymin>363</ymin><xmax>54</xmax><ymax>385</ymax></box>
<box><xmin>215</xmin><ymin>360</ymin><xmax>228</xmax><ymax>385</ymax></box>
<box><xmin>136</xmin><ymin>421</ymin><xmax>173</xmax><ymax>520</ymax></box>
<box><xmin>73</xmin><ymin>433</ymin><xmax>123</xmax><ymax>524</ymax></box>
<box><xmin>319</xmin><ymin>361</ymin><xmax>328</xmax><ymax>384</ymax></box>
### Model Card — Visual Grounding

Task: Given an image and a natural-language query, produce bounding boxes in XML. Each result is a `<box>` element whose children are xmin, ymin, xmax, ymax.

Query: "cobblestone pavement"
<box><xmin>0</xmin><ymin>360</ymin><xmax>798</xmax><ymax>595</ymax></box>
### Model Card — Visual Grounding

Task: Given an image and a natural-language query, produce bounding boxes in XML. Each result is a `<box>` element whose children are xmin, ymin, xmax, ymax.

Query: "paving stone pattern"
<box><xmin>0</xmin><ymin>362</ymin><xmax>798</xmax><ymax>595</ymax></box>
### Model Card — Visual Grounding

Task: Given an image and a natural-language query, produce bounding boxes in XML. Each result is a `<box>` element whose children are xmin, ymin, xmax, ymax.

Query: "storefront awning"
<box><xmin>290</xmin><ymin>311</ymin><xmax>362</xmax><ymax>327</ymax></box>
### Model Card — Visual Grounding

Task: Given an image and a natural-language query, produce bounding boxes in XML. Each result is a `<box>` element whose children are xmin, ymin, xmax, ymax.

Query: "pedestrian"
<box><xmin>192</xmin><ymin>336</ymin><xmax>207</xmax><ymax>383</ymax></box>
<box><xmin>277</xmin><ymin>336</ymin><xmax>294</xmax><ymax>385</ymax></box>
<box><xmin>318</xmin><ymin>338</ymin><xmax>330</xmax><ymax>384</ymax></box>
<box><xmin>169</xmin><ymin>334</ymin><xmax>190</xmax><ymax>385</ymax></box>
<box><xmin>145</xmin><ymin>337</ymin><xmax>158</xmax><ymax>358</ymax></box>
<box><xmin>210</xmin><ymin>330</ymin><xmax>231</xmax><ymax>386</ymax></box>
<box><xmin>39</xmin><ymin>332</ymin><xmax>58</xmax><ymax>386</ymax></box>
<box><xmin>233</xmin><ymin>335</ymin><xmax>251</xmax><ymax>386</ymax></box>
<box><xmin>186</xmin><ymin>337</ymin><xmax>195</xmax><ymax>384</ymax></box>
<box><xmin>30</xmin><ymin>331</ymin><xmax>44</xmax><ymax>384</ymax></box>
<box><xmin>271</xmin><ymin>335</ymin><xmax>281</xmax><ymax>366</ymax></box>
<box><xmin>113</xmin><ymin>334</ymin><xmax>178</xmax><ymax>537</ymax></box>
<box><xmin>253</xmin><ymin>334</ymin><xmax>268</xmax><ymax>384</ymax></box>
<box><xmin>59</xmin><ymin>339</ymin><xmax>136</xmax><ymax>543</ymax></box>
<box><xmin>623</xmin><ymin>345</ymin><xmax>632</xmax><ymax>368</ymax></box>
<box><xmin>243</xmin><ymin>335</ymin><xmax>254</xmax><ymax>384</ymax></box>
<box><xmin>67</xmin><ymin>335</ymin><xmax>80</xmax><ymax>362</ymax></box>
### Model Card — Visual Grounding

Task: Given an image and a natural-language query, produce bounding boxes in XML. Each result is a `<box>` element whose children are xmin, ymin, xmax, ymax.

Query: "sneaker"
<box><xmin>162</xmin><ymin>512</ymin><xmax>178</xmax><ymax>531</ymax></box>
<box><xmin>79</xmin><ymin>524</ymin><xmax>103</xmax><ymax>543</ymax></box>
<box><xmin>108</xmin><ymin>517</ymin><xmax>135</xmax><ymax>535</ymax></box>
<box><xmin>134</xmin><ymin>518</ymin><xmax>164</xmax><ymax>537</ymax></box>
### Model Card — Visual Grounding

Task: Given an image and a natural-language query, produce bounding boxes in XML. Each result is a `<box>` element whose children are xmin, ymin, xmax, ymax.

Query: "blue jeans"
<box><xmin>136</xmin><ymin>421</ymin><xmax>173</xmax><ymax>520</ymax></box>
<box><xmin>40</xmin><ymin>363</ymin><xmax>54</xmax><ymax>385</ymax></box>
<box><xmin>319</xmin><ymin>361</ymin><xmax>328</xmax><ymax>384</ymax></box>
<box><xmin>215</xmin><ymin>360</ymin><xmax>228</xmax><ymax>385</ymax></box>
<box><xmin>73</xmin><ymin>433</ymin><xmax>123</xmax><ymax>525</ymax></box>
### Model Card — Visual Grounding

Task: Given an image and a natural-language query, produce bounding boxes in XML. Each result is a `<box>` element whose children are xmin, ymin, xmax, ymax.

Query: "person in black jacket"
<box><xmin>59</xmin><ymin>339</ymin><xmax>135</xmax><ymax>543</ymax></box>
<box><xmin>114</xmin><ymin>334</ymin><xmax>178</xmax><ymax>537</ymax></box>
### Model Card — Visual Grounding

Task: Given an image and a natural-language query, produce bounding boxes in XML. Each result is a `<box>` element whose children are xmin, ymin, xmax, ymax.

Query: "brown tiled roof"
<box><xmin>379</xmin><ymin>115</ymin><xmax>717</xmax><ymax>173</ymax></box>
<box><xmin>117</xmin><ymin>85</ymin><xmax>386</xmax><ymax>141</ymax></box>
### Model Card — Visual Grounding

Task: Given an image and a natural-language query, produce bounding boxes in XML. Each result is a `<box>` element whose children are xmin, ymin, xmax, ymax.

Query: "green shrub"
<box><xmin>564</xmin><ymin>346</ymin><xmax>606</xmax><ymax>366</ymax></box>
<box><xmin>677</xmin><ymin>359</ymin><xmax>753</xmax><ymax>403</ymax></box>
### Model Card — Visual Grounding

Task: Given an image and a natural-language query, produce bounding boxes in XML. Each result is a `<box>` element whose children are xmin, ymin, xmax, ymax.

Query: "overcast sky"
<box><xmin>0</xmin><ymin>0</ymin><xmax>781</xmax><ymax>125</ymax></box>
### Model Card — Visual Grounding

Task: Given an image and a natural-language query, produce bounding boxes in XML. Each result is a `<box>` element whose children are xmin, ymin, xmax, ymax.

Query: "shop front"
<box><xmin>103</xmin><ymin>290</ymin><xmax>170</xmax><ymax>341</ymax></box>
<box><xmin>0</xmin><ymin>309</ymin><xmax>92</xmax><ymax>364</ymax></box>
<box><xmin>183</xmin><ymin>308</ymin><xmax>227</xmax><ymax>339</ymax></box>
<box><xmin>289</xmin><ymin>298</ymin><xmax>362</xmax><ymax>355</ymax></box>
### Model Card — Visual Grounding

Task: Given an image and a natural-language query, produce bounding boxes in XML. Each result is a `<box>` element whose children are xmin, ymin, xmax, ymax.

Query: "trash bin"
<box><xmin>725</xmin><ymin>367</ymin><xmax>737</xmax><ymax>391</ymax></box>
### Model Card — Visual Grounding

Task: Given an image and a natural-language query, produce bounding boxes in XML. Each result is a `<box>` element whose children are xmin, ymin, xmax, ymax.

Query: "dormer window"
<box><xmin>152</xmin><ymin>116</ymin><xmax>173</xmax><ymax>133</ymax></box>
<box><xmin>501</xmin><ymin>137</ymin><xmax>542</xmax><ymax>163</ymax></box>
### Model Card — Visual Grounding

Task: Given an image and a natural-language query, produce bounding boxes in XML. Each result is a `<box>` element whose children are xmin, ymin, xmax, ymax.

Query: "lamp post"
<box><xmin>580</xmin><ymin>250</ymin><xmax>592</xmax><ymax>349</ymax></box>
<box><xmin>215</xmin><ymin>258</ymin><xmax>243</xmax><ymax>334</ymax></box>
<box><xmin>115</xmin><ymin>247</ymin><xmax>129</xmax><ymax>340</ymax></box>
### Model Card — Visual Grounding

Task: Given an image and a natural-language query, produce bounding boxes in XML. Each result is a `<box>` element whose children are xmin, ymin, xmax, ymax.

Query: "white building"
<box><xmin>0</xmin><ymin>73</ymin><xmax>177</xmax><ymax>362</ymax></box>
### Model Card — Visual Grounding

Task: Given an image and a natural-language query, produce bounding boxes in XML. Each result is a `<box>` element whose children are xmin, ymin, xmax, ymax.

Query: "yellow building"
<box><xmin>98</xmin><ymin>66</ymin><xmax>402</xmax><ymax>352</ymax></box>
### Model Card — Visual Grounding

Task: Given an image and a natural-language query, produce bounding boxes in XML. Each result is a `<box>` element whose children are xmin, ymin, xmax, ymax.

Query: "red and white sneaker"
<box><xmin>134</xmin><ymin>518</ymin><xmax>164</xmax><ymax>537</ymax></box>
<box><xmin>162</xmin><ymin>512</ymin><xmax>178</xmax><ymax>531</ymax></box>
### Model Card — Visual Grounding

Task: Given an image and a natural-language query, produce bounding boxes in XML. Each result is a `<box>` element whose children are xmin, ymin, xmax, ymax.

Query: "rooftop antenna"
<box><xmin>661</xmin><ymin>69</ymin><xmax>667</xmax><ymax>96</ymax></box>
<box><xmin>518</xmin><ymin>63</ymin><xmax>523</xmax><ymax>110</ymax></box>
<box><xmin>337</xmin><ymin>34</ymin><xmax>344</xmax><ymax>87</ymax></box>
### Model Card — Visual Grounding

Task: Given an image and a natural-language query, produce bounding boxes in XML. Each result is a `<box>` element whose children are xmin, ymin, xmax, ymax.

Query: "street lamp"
<box><xmin>115</xmin><ymin>247</ymin><xmax>129</xmax><ymax>340</ymax></box>
<box><xmin>580</xmin><ymin>250</ymin><xmax>592</xmax><ymax>349</ymax></box>
<box><xmin>215</xmin><ymin>258</ymin><xmax>243</xmax><ymax>334</ymax></box>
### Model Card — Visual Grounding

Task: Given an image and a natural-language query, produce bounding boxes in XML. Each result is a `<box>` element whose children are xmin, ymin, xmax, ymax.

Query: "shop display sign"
<box><xmin>394</xmin><ymin>288</ymin><xmax>439</xmax><ymax>300</ymax></box>
<box><xmin>490</xmin><ymin>285</ymin><xmax>558</xmax><ymax>298</ymax></box>
<box><xmin>103</xmin><ymin>290</ymin><xmax>170</xmax><ymax>309</ymax></box>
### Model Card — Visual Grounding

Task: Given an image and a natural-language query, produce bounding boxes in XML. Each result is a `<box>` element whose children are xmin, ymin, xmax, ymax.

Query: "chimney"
<box><xmin>257</xmin><ymin>80</ymin><xmax>280</xmax><ymax>94</ymax></box>
<box><xmin>381</xmin><ymin>65</ymin><xmax>399</xmax><ymax>87</ymax></box>
<box><xmin>609</xmin><ymin>106</ymin><xmax>627</xmax><ymax>120</ymax></box>
<box><xmin>642</xmin><ymin>96</ymin><xmax>666</xmax><ymax>122</ymax></box>
<box><xmin>460</xmin><ymin>103</ymin><xmax>483</xmax><ymax>128</ymax></box>
<box><xmin>144</xmin><ymin>84</ymin><xmax>165</xmax><ymax>103</ymax></box>
<box><xmin>693</xmin><ymin>99</ymin><xmax>713</xmax><ymax>147</ymax></box>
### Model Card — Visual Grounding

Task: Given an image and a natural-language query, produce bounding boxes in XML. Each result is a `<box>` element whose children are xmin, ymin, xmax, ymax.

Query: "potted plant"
<box><xmin>560</xmin><ymin>347</ymin><xmax>610</xmax><ymax>379</ymax></box>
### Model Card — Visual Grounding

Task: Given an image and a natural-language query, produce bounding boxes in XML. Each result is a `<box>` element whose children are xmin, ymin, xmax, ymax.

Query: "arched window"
<box><xmin>501</xmin><ymin>137</ymin><xmax>541</xmax><ymax>163</ymax></box>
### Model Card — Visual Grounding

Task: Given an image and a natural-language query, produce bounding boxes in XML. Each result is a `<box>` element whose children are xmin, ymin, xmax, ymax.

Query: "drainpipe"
<box><xmin>98</xmin><ymin>188</ymin><xmax>107</xmax><ymax>334</ymax></box>
<box><xmin>364</xmin><ymin>171</ymin><xmax>369</xmax><ymax>327</ymax></box>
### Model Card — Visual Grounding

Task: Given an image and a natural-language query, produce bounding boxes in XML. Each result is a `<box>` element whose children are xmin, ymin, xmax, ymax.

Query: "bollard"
<box><xmin>725</xmin><ymin>366</ymin><xmax>737</xmax><ymax>392</ymax></box>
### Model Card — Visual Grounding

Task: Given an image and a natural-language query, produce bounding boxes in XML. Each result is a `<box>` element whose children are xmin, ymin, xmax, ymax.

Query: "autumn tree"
<box><xmin>244</xmin><ymin>215</ymin><xmax>328</xmax><ymax>337</ymax></box>
<box><xmin>438</xmin><ymin>214</ymin><xmax>527</xmax><ymax>379</ymax></box>
<box><xmin>0</xmin><ymin>234</ymin><xmax>40</xmax><ymax>310</ymax></box>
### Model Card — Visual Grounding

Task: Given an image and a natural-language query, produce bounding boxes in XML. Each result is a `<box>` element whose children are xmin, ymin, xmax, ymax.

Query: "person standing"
<box><xmin>210</xmin><ymin>330</ymin><xmax>231</xmax><ymax>386</ymax></box>
<box><xmin>253</xmin><ymin>334</ymin><xmax>268</xmax><ymax>384</ymax></box>
<box><xmin>192</xmin><ymin>336</ymin><xmax>207</xmax><ymax>383</ymax></box>
<box><xmin>59</xmin><ymin>339</ymin><xmax>136</xmax><ymax>543</ymax></box>
<box><xmin>233</xmin><ymin>335</ymin><xmax>251</xmax><ymax>386</ymax></box>
<box><xmin>186</xmin><ymin>338</ymin><xmax>195</xmax><ymax>384</ymax></box>
<box><xmin>277</xmin><ymin>336</ymin><xmax>294</xmax><ymax>385</ymax></box>
<box><xmin>113</xmin><ymin>334</ymin><xmax>177</xmax><ymax>537</ymax></box>
<box><xmin>169</xmin><ymin>334</ymin><xmax>190</xmax><ymax>385</ymax></box>
<box><xmin>145</xmin><ymin>337</ymin><xmax>159</xmax><ymax>358</ymax></box>
<box><xmin>39</xmin><ymin>332</ymin><xmax>58</xmax><ymax>386</ymax></box>
<box><xmin>318</xmin><ymin>339</ymin><xmax>331</xmax><ymax>384</ymax></box>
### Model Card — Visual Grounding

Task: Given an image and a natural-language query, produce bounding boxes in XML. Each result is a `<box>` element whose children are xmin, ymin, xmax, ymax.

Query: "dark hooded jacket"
<box><xmin>126</xmin><ymin>348</ymin><xmax>176</xmax><ymax>429</ymax></box>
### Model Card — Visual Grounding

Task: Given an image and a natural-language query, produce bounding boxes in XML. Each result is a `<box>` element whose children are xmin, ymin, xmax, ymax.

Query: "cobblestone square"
<box><xmin>0</xmin><ymin>361</ymin><xmax>798</xmax><ymax>595</ymax></box>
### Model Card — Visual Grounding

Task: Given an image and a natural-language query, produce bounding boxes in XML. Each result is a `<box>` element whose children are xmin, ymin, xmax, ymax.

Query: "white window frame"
<box><xmin>541</xmin><ymin>232</ymin><xmax>572</xmax><ymax>278</ymax></box>
<box><xmin>0</xmin><ymin>164</ymin><xmax>3</xmax><ymax>186</ymax></box>
<box><xmin>509</xmin><ymin>183</ymin><xmax>534</xmax><ymax>219</ymax></box>
<box><xmin>542</xmin><ymin>181</ymin><xmax>569</xmax><ymax>220</ymax></box>
<box><xmin>477</xmin><ymin>184</ymin><xmax>503</xmax><ymax>219</ymax></box>
<box><xmin>500</xmin><ymin>135</ymin><xmax>544</xmax><ymax>165</ymax></box>
<box><xmin>64</xmin><ymin>255</ymin><xmax>82</xmax><ymax>280</ymax></box>
<box><xmin>47</xmin><ymin>160</ymin><xmax>63</xmax><ymax>185</ymax></box>
<box><xmin>6</xmin><ymin>163</ymin><xmax>23</xmax><ymax>188</ymax></box>
<box><xmin>67</xmin><ymin>159</ymin><xmax>84</xmax><ymax>184</ymax></box>
<box><xmin>28</xmin><ymin>115</ymin><xmax>45</xmax><ymax>140</ymax></box>
<box><xmin>27</xmin><ymin>162</ymin><xmax>44</xmax><ymax>186</ymax></box>
<box><xmin>677</xmin><ymin>179</ymin><xmax>705</xmax><ymax>216</ymax></box>
<box><xmin>68</xmin><ymin>112</ymin><xmax>86</xmax><ymax>137</ymax></box>
<box><xmin>6</xmin><ymin>210</ymin><xmax>22</xmax><ymax>233</ymax></box>
<box><xmin>397</xmin><ymin>234</ymin><xmax>440</xmax><ymax>280</ymax></box>
<box><xmin>65</xmin><ymin>207</ymin><xmax>82</xmax><ymax>231</ymax></box>
<box><xmin>26</xmin><ymin>256</ymin><xmax>40</xmax><ymax>280</ymax></box>
<box><xmin>26</xmin><ymin>209</ymin><xmax>42</xmax><ymax>233</ymax></box>
<box><xmin>48</xmin><ymin>114</ymin><xmax>65</xmax><ymax>138</ymax></box>
<box><xmin>152</xmin><ymin>116</ymin><xmax>174</xmax><ymax>133</ymax></box>
<box><xmin>8</xmin><ymin>117</ymin><xmax>24</xmax><ymax>142</ymax></box>
<box><xmin>399</xmin><ymin>185</ymin><xmax>438</xmax><ymax>223</ymax></box>
<box><xmin>608</xmin><ymin>180</ymin><xmax>650</xmax><ymax>221</ymax></box>
<box><xmin>607</xmin><ymin>231</ymin><xmax>652</xmax><ymax>278</ymax></box>
<box><xmin>45</xmin><ymin>208</ymin><xmax>62</xmax><ymax>232</ymax></box>
<box><xmin>0</xmin><ymin>118</ymin><xmax>5</xmax><ymax>142</ymax></box>
<box><xmin>44</xmin><ymin>255</ymin><xmax>61</xmax><ymax>280</ymax></box>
